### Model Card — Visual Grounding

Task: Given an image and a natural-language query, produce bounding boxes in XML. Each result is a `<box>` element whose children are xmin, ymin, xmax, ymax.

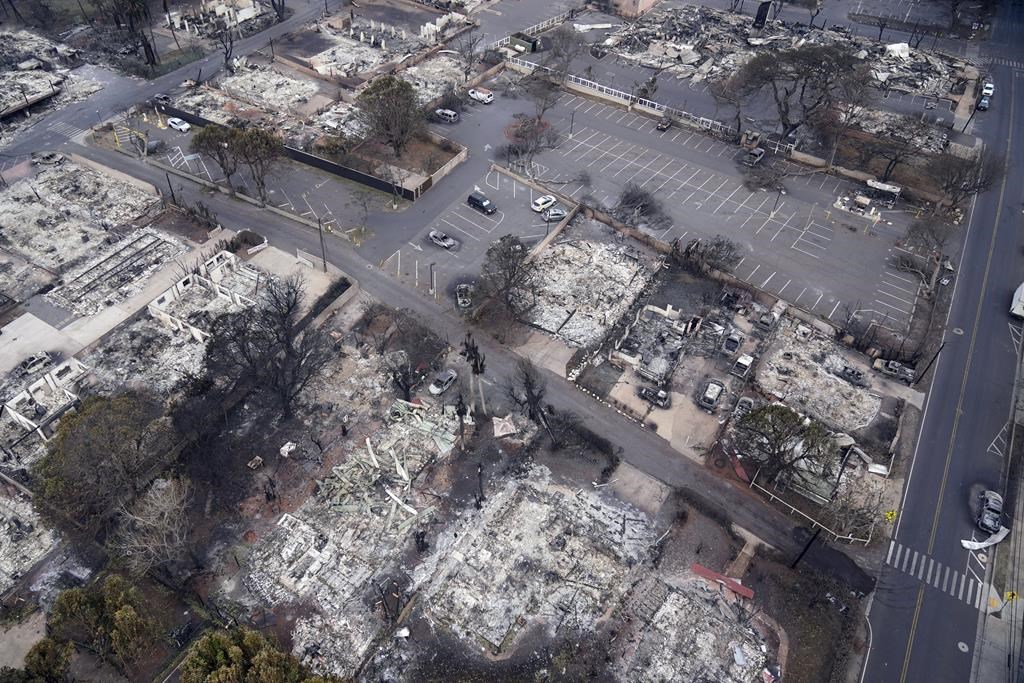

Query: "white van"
<box><xmin>434</xmin><ymin>108</ymin><xmax>459</xmax><ymax>123</ymax></box>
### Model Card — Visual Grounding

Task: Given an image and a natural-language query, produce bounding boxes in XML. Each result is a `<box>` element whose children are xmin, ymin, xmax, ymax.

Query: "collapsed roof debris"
<box><xmin>0</xmin><ymin>490</ymin><xmax>58</xmax><ymax>595</ymax></box>
<box><xmin>242</xmin><ymin>398</ymin><xmax>461</xmax><ymax>679</ymax></box>
<box><xmin>301</xmin><ymin>18</ymin><xmax>426</xmax><ymax>77</ymax></box>
<box><xmin>0</xmin><ymin>160</ymin><xmax>160</xmax><ymax>273</ymax></box>
<box><xmin>411</xmin><ymin>467</ymin><xmax>655</xmax><ymax>653</ymax></box>
<box><xmin>0</xmin><ymin>30</ymin><xmax>82</xmax><ymax>117</ymax></box>
<box><xmin>523</xmin><ymin>238</ymin><xmax>658</xmax><ymax>348</ymax></box>
<box><xmin>399</xmin><ymin>54</ymin><xmax>463</xmax><ymax>103</ymax></box>
<box><xmin>218</xmin><ymin>64</ymin><xmax>326</xmax><ymax>117</ymax></box>
<box><xmin>603</xmin><ymin>6</ymin><xmax>963</xmax><ymax>97</ymax></box>
<box><xmin>755</xmin><ymin>319</ymin><xmax>882</xmax><ymax>432</ymax></box>
<box><xmin>619</xmin><ymin>579</ymin><xmax>768</xmax><ymax>683</ymax></box>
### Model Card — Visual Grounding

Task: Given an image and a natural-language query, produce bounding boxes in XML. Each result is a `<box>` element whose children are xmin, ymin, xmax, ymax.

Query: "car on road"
<box><xmin>456</xmin><ymin>283</ymin><xmax>473</xmax><ymax>308</ymax></box>
<box><xmin>428</xmin><ymin>369</ymin><xmax>458</xmax><ymax>395</ymax></box>
<box><xmin>167</xmin><ymin>117</ymin><xmax>191</xmax><ymax>132</ymax></box>
<box><xmin>977</xmin><ymin>490</ymin><xmax>1004</xmax><ymax>534</ymax></box>
<box><xmin>697</xmin><ymin>379</ymin><xmax>725</xmax><ymax>411</ymax></box>
<box><xmin>434</xmin><ymin>108</ymin><xmax>459</xmax><ymax>123</ymax></box>
<box><xmin>428</xmin><ymin>230</ymin><xmax>458</xmax><ymax>250</ymax></box>
<box><xmin>638</xmin><ymin>386</ymin><xmax>670</xmax><ymax>409</ymax></box>
<box><xmin>982</xmin><ymin>82</ymin><xmax>995</xmax><ymax>97</ymax></box>
<box><xmin>531</xmin><ymin>195</ymin><xmax>556</xmax><ymax>212</ymax></box>
<box><xmin>655</xmin><ymin>116</ymin><xmax>672</xmax><ymax>131</ymax></box>
<box><xmin>543</xmin><ymin>206</ymin><xmax>567</xmax><ymax>222</ymax></box>
<box><xmin>467</xmin><ymin>191</ymin><xmax>496</xmax><ymax>215</ymax></box>
<box><xmin>742</xmin><ymin>148</ymin><xmax>765</xmax><ymax>167</ymax></box>
<box><xmin>468</xmin><ymin>87</ymin><xmax>494</xmax><ymax>104</ymax></box>
<box><xmin>977</xmin><ymin>96</ymin><xmax>991</xmax><ymax>111</ymax></box>
<box><xmin>31</xmin><ymin>151</ymin><xmax>64</xmax><ymax>165</ymax></box>
<box><xmin>152</xmin><ymin>93</ymin><xmax>172</xmax><ymax>105</ymax></box>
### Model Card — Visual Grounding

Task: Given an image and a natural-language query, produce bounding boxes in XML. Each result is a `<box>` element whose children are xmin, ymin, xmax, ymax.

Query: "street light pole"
<box><xmin>317</xmin><ymin>216</ymin><xmax>328</xmax><ymax>273</ymax></box>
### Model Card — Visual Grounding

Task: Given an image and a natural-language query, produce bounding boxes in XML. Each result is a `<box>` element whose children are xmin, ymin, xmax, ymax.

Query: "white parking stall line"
<box><xmin>875</xmin><ymin>298</ymin><xmax>913</xmax><ymax>314</ymax></box>
<box><xmin>668</xmin><ymin>170</ymin><xmax>702</xmax><ymax>198</ymax></box>
<box><xmin>876</xmin><ymin>288</ymin><xmax>916</xmax><ymax>306</ymax></box>
<box><xmin>599</xmin><ymin>143</ymin><xmax>637</xmax><ymax>173</ymax></box>
<box><xmin>777</xmin><ymin>279</ymin><xmax>791</xmax><ymax>296</ymax></box>
<box><xmin>813</xmin><ymin>292</ymin><xmax>823</xmax><ymax>309</ymax></box>
<box><xmin>884</xmin><ymin>270</ymin><xmax>919</xmax><ymax>284</ymax></box>
<box><xmin>440</xmin><ymin>218</ymin><xmax>481</xmax><ymax>242</ymax></box>
<box><xmin>652</xmin><ymin>165</ymin><xmax>686</xmax><ymax>194</ymax></box>
<box><xmin>747</xmin><ymin>264</ymin><xmax>762</xmax><ymax>281</ymax></box>
<box><xmin>682</xmin><ymin>132</ymin><xmax>696</xmax><ymax>145</ymax></box>
<box><xmin>791</xmin><ymin>243</ymin><xmax>822</xmax><ymax>259</ymax></box>
<box><xmin>581</xmin><ymin>102</ymin><xmax>599</xmax><ymax>114</ymax></box>
<box><xmin>563</xmin><ymin>129</ymin><xmax>601</xmax><ymax>156</ymax></box>
<box><xmin>615</xmin><ymin>111</ymin><xmax>631</xmax><ymax>123</ymax></box>
<box><xmin>771</xmin><ymin>213</ymin><xmax>796</xmax><ymax>241</ymax></box>
<box><xmin>619</xmin><ymin>153</ymin><xmax>663</xmax><ymax>181</ymax></box>
<box><xmin>761</xmin><ymin>272</ymin><xmax>776</xmax><ymax>289</ymax></box>
<box><xmin>641</xmin><ymin>160</ymin><xmax>675</xmax><ymax>187</ymax></box>
<box><xmin>713</xmin><ymin>185</ymin><xmax>742</xmax><ymax>214</ymax></box>
<box><xmin>795</xmin><ymin>287</ymin><xmax>807</xmax><ymax>304</ymax></box>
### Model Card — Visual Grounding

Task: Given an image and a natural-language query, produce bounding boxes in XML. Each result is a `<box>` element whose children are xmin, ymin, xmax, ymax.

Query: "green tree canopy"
<box><xmin>181</xmin><ymin>627</ymin><xmax>341</xmax><ymax>683</ymax></box>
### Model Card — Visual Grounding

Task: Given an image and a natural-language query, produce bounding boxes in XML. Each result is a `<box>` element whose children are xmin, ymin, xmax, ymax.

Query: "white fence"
<box><xmin>749</xmin><ymin>469</ymin><xmax>874</xmax><ymax>545</ymax></box>
<box><xmin>507</xmin><ymin>57</ymin><xmax>796</xmax><ymax>157</ymax></box>
<box><xmin>489</xmin><ymin>10</ymin><xmax>574</xmax><ymax>49</ymax></box>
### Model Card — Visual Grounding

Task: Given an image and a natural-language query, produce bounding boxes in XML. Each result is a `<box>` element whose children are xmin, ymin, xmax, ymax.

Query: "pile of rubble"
<box><xmin>399</xmin><ymin>54</ymin><xmax>463</xmax><ymax>103</ymax></box>
<box><xmin>755</xmin><ymin>319</ymin><xmax>882</xmax><ymax>431</ymax></box>
<box><xmin>604</xmin><ymin>6</ymin><xmax>962</xmax><ymax>97</ymax></box>
<box><xmin>173</xmin><ymin>87</ymin><xmax>267</xmax><ymax>127</ymax></box>
<box><xmin>0</xmin><ymin>490</ymin><xmax>58</xmax><ymax>595</ymax></box>
<box><xmin>522</xmin><ymin>239</ymin><xmax>656</xmax><ymax>347</ymax></box>
<box><xmin>46</xmin><ymin>228</ymin><xmax>186</xmax><ymax>316</ymax></box>
<box><xmin>412</xmin><ymin>467</ymin><xmax>655</xmax><ymax>653</ymax></box>
<box><xmin>242</xmin><ymin>398</ymin><xmax>461</xmax><ymax>679</ymax></box>
<box><xmin>315</xmin><ymin>100</ymin><xmax>367</xmax><ymax>139</ymax></box>
<box><xmin>0</xmin><ymin>160</ymin><xmax>159</xmax><ymax>273</ymax></box>
<box><xmin>218</xmin><ymin>65</ymin><xmax>323</xmax><ymax>116</ymax></box>
<box><xmin>855</xmin><ymin>106</ymin><xmax>947</xmax><ymax>152</ymax></box>
<box><xmin>306</xmin><ymin>18</ymin><xmax>424</xmax><ymax>77</ymax></box>
<box><xmin>621</xmin><ymin>580</ymin><xmax>768</xmax><ymax>683</ymax></box>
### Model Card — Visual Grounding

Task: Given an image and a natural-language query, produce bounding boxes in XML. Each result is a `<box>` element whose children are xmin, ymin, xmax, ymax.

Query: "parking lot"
<box><xmin>534</xmin><ymin>93</ymin><xmax>920</xmax><ymax>330</ymax></box>
<box><xmin>379</xmin><ymin>168</ymin><xmax>573</xmax><ymax>308</ymax></box>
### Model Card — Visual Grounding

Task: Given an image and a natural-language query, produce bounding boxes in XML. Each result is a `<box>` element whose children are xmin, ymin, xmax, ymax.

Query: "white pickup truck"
<box><xmin>1011</xmin><ymin>282</ymin><xmax>1024</xmax><ymax>319</ymax></box>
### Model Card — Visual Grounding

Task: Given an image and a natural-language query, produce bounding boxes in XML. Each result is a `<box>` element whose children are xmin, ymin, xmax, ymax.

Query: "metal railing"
<box><xmin>489</xmin><ymin>10</ymin><xmax>574</xmax><ymax>49</ymax></box>
<box><xmin>749</xmin><ymin>469</ymin><xmax>874</xmax><ymax>545</ymax></box>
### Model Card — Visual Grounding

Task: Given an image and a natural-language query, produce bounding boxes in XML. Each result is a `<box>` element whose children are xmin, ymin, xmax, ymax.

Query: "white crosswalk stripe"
<box><xmin>47</xmin><ymin>121</ymin><xmax>85</xmax><ymax>138</ymax></box>
<box><xmin>886</xmin><ymin>540</ymin><xmax>994</xmax><ymax>612</ymax></box>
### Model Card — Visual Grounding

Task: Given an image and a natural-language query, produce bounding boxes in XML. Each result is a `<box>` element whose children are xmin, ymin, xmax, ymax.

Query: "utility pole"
<box><xmin>317</xmin><ymin>216</ymin><xmax>328</xmax><ymax>272</ymax></box>
<box><xmin>790</xmin><ymin>528</ymin><xmax>821</xmax><ymax>569</ymax></box>
<box><xmin>165</xmin><ymin>172</ymin><xmax>177</xmax><ymax>204</ymax></box>
<box><xmin>913</xmin><ymin>340</ymin><xmax>946</xmax><ymax>386</ymax></box>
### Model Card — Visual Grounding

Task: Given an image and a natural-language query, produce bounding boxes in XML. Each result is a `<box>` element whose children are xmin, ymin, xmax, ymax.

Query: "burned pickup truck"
<box><xmin>872</xmin><ymin>359</ymin><xmax>916</xmax><ymax>385</ymax></box>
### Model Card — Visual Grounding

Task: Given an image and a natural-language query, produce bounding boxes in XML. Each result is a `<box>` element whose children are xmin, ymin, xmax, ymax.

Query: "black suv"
<box><xmin>467</xmin><ymin>191</ymin><xmax>496</xmax><ymax>215</ymax></box>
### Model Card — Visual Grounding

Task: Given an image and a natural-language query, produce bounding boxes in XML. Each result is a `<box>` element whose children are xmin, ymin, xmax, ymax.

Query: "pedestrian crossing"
<box><xmin>886</xmin><ymin>540</ymin><xmax>996</xmax><ymax>612</ymax></box>
<box><xmin>985</xmin><ymin>57</ymin><xmax>1024</xmax><ymax>69</ymax></box>
<box><xmin>47</xmin><ymin>121</ymin><xmax>85</xmax><ymax>139</ymax></box>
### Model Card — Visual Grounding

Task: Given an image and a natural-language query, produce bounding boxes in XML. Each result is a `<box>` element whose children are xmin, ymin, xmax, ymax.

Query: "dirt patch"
<box><xmin>354</xmin><ymin>134</ymin><xmax>460</xmax><ymax>176</ymax></box>
<box><xmin>0</xmin><ymin>610</ymin><xmax>45</xmax><ymax>669</ymax></box>
<box><xmin>746</xmin><ymin>551</ymin><xmax>861</xmax><ymax>683</ymax></box>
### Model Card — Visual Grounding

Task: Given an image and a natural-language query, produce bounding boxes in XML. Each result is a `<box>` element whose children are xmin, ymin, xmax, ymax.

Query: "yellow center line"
<box><xmin>899</xmin><ymin>74</ymin><xmax>1017</xmax><ymax>681</ymax></box>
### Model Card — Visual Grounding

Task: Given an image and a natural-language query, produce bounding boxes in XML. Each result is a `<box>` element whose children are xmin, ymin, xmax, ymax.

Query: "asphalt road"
<box><xmin>861</xmin><ymin>2</ymin><xmax>1024</xmax><ymax>681</ymax></box>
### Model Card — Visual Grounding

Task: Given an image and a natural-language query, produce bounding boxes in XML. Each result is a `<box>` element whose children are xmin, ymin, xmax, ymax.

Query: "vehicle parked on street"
<box><xmin>429</xmin><ymin>230</ymin><xmax>458</xmax><ymax>249</ymax></box>
<box><xmin>467</xmin><ymin>191</ymin><xmax>496</xmax><ymax>214</ymax></box>
<box><xmin>977</xmin><ymin>490</ymin><xmax>1004</xmax><ymax>534</ymax></box>
<box><xmin>167</xmin><ymin>117</ymin><xmax>191</xmax><ymax>132</ymax></box>
<box><xmin>468</xmin><ymin>87</ymin><xmax>494</xmax><ymax>104</ymax></box>
<box><xmin>428</xmin><ymin>369</ymin><xmax>458</xmax><ymax>395</ymax></box>
<box><xmin>531</xmin><ymin>194</ymin><xmax>557</xmax><ymax>212</ymax></box>
<box><xmin>977</xmin><ymin>96</ymin><xmax>990</xmax><ymax>111</ymax></box>
<box><xmin>982</xmin><ymin>82</ymin><xmax>995</xmax><ymax>97</ymax></box>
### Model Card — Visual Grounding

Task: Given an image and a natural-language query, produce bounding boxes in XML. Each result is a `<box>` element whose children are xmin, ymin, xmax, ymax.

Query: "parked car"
<box><xmin>977</xmin><ymin>96</ymin><xmax>991</xmax><ymax>111</ymax></box>
<box><xmin>730</xmin><ymin>354</ymin><xmax>754</xmax><ymax>379</ymax></box>
<box><xmin>722</xmin><ymin>331</ymin><xmax>742</xmax><ymax>355</ymax></box>
<box><xmin>733</xmin><ymin>396</ymin><xmax>755</xmax><ymax>421</ymax></box>
<box><xmin>456</xmin><ymin>283</ymin><xmax>473</xmax><ymax>308</ymax></box>
<box><xmin>434</xmin><ymin>108</ymin><xmax>459</xmax><ymax>123</ymax></box>
<box><xmin>638</xmin><ymin>386</ymin><xmax>670</xmax><ymax>409</ymax></box>
<box><xmin>167</xmin><ymin>117</ymin><xmax>191</xmax><ymax>132</ymax></box>
<box><xmin>428</xmin><ymin>230</ymin><xmax>458</xmax><ymax>249</ymax></box>
<box><xmin>655</xmin><ymin>116</ymin><xmax>671</xmax><ymax>131</ymax></box>
<box><xmin>428</xmin><ymin>369</ymin><xmax>458</xmax><ymax>395</ymax></box>
<box><xmin>982</xmin><ymin>82</ymin><xmax>995</xmax><ymax>97</ymax></box>
<box><xmin>977</xmin><ymin>490</ymin><xmax>1004</xmax><ymax>534</ymax></box>
<box><xmin>543</xmin><ymin>206</ymin><xmax>567</xmax><ymax>222</ymax></box>
<box><xmin>467</xmin><ymin>191</ymin><xmax>496</xmax><ymax>215</ymax></box>
<box><xmin>697</xmin><ymin>379</ymin><xmax>725</xmax><ymax>411</ymax></box>
<box><xmin>19</xmin><ymin>352</ymin><xmax>52</xmax><ymax>376</ymax></box>
<box><xmin>873</xmin><ymin>359</ymin><xmax>916</xmax><ymax>385</ymax></box>
<box><xmin>742</xmin><ymin>148</ymin><xmax>765</xmax><ymax>167</ymax></box>
<box><xmin>531</xmin><ymin>194</ymin><xmax>557</xmax><ymax>212</ymax></box>
<box><xmin>468</xmin><ymin>87</ymin><xmax>494</xmax><ymax>104</ymax></box>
